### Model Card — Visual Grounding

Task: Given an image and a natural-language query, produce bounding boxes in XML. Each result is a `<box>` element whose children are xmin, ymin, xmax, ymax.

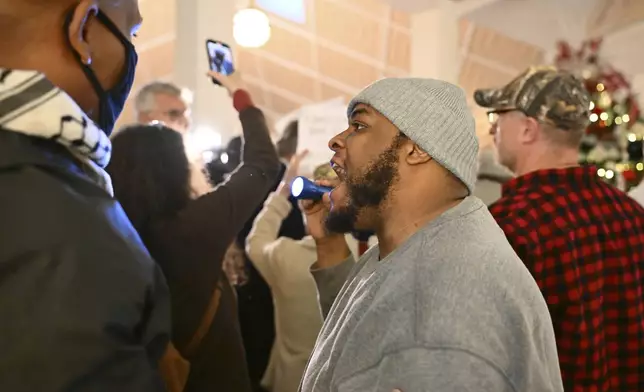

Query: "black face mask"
<box><xmin>64</xmin><ymin>9</ymin><xmax>138</xmax><ymax>136</ymax></box>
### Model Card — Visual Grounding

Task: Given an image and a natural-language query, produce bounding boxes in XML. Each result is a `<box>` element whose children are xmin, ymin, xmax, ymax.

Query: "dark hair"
<box><xmin>276</xmin><ymin>120</ymin><xmax>298</xmax><ymax>159</ymax></box>
<box><xmin>107</xmin><ymin>123</ymin><xmax>192</xmax><ymax>232</ymax></box>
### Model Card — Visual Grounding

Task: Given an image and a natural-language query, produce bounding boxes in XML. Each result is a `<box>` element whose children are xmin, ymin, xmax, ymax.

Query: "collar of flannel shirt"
<box><xmin>501</xmin><ymin>166</ymin><xmax>598</xmax><ymax>197</ymax></box>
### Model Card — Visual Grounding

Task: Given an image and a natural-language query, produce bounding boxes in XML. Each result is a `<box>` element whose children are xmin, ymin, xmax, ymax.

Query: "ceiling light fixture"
<box><xmin>233</xmin><ymin>1</ymin><xmax>271</xmax><ymax>48</ymax></box>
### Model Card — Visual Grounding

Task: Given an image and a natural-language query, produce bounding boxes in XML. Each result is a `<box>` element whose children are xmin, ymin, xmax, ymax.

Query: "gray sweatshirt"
<box><xmin>300</xmin><ymin>197</ymin><xmax>563</xmax><ymax>392</ymax></box>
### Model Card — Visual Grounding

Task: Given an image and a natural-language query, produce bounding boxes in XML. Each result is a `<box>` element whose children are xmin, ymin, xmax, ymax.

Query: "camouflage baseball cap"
<box><xmin>473</xmin><ymin>65</ymin><xmax>591</xmax><ymax>131</ymax></box>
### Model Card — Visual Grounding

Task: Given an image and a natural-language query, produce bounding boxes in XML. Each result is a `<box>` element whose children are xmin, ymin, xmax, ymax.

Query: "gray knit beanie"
<box><xmin>348</xmin><ymin>78</ymin><xmax>479</xmax><ymax>194</ymax></box>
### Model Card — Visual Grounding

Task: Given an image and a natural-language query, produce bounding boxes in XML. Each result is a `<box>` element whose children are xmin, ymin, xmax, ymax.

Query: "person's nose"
<box><xmin>328</xmin><ymin>128</ymin><xmax>349</xmax><ymax>153</ymax></box>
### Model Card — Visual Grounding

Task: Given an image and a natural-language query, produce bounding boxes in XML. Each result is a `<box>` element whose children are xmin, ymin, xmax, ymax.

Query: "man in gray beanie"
<box><xmin>299</xmin><ymin>78</ymin><xmax>563</xmax><ymax>391</ymax></box>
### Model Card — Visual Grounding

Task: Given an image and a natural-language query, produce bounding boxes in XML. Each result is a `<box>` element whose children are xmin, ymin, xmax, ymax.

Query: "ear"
<box><xmin>404</xmin><ymin>143</ymin><xmax>432</xmax><ymax>166</ymax></box>
<box><xmin>66</xmin><ymin>0</ymin><xmax>99</xmax><ymax>65</ymax></box>
<box><xmin>520</xmin><ymin>116</ymin><xmax>540</xmax><ymax>144</ymax></box>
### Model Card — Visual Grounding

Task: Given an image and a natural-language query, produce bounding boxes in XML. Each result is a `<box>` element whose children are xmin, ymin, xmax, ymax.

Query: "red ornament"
<box><xmin>623</xmin><ymin>169</ymin><xmax>637</xmax><ymax>182</ymax></box>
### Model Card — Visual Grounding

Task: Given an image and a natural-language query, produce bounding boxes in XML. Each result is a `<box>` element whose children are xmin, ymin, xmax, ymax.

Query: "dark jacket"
<box><xmin>141</xmin><ymin>104</ymin><xmax>280</xmax><ymax>392</ymax></box>
<box><xmin>235</xmin><ymin>161</ymin><xmax>306</xmax><ymax>390</ymax></box>
<box><xmin>0</xmin><ymin>130</ymin><xmax>171</xmax><ymax>392</ymax></box>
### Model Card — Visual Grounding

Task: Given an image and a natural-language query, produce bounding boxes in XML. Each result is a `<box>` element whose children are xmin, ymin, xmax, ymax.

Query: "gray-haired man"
<box><xmin>135</xmin><ymin>81</ymin><xmax>193</xmax><ymax>134</ymax></box>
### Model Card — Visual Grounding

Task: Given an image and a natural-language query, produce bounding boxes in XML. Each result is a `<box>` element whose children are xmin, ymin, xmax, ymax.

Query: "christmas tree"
<box><xmin>554</xmin><ymin>39</ymin><xmax>644</xmax><ymax>191</ymax></box>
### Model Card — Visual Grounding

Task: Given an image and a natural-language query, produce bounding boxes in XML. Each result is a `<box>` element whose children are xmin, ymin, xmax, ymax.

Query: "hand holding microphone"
<box><xmin>290</xmin><ymin>177</ymin><xmax>332</xmax><ymax>201</ymax></box>
<box><xmin>299</xmin><ymin>177</ymin><xmax>338</xmax><ymax>241</ymax></box>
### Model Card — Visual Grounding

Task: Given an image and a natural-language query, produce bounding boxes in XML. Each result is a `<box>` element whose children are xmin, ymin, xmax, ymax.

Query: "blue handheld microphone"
<box><xmin>290</xmin><ymin>176</ymin><xmax>333</xmax><ymax>201</ymax></box>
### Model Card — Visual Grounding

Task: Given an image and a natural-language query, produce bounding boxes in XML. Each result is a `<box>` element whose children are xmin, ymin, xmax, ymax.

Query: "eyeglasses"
<box><xmin>487</xmin><ymin>108</ymin><xmax>521</xmax><ymax>125</ymax></box>
<box><xmin>163</xmin><ymin>109</ymin><xmax>190</xmax><ymax>120</ymax></box>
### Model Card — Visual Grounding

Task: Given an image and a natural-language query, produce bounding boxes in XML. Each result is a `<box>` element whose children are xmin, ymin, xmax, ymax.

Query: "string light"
<box><xmin>622</xmin><ymin>114</ymin><xmax>630</xmax><ymax>123</ymax></box>
<box><xmin>598</xmin><ymin>92</ymin><xmax>612</xmax><ymax>107</ymax></box>
<box><xmin>597</xmin><ymin>83</ymin><xmax>605</xmax><ymax>92</ymax></box>
<box><xmin>628</xmin><ymin>133</ymin><xmax>637</xmax><ymax>142</ymax></box>
<box><xmin>600</xmin><ymin>112</ymin><xmax>608</xmax><ymax>121</ymax></box>
<box><xmin>589</xmin><ymin>113</ymin><xmax>598</xmax><ymax>122</ymax></box>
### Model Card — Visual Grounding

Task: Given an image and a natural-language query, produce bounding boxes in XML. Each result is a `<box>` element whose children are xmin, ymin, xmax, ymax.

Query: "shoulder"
<box><xmin>605</xmin><ymin>182</ymin><xmax>644</xmax><ymax>216</ymax></box>
<box><xmin>488</xmin><ymin>191</ymin><xmax>537</xmax><ymax>221</ymax></box>
<box><xmin>0</xmin><ymin>164</ymin><xmax>156</xmax><ymax>277</ymax></box>
<box><xmin>369</xmin><ymin>218</ymin><xmax>551</xmax><ymax>348</ymax></box>
<box><xmin>488</xmin><ymin>193</ymin><xmax>542</xmax><ymax>244</ymax></box>
<box><xmin>339</xmin><ymin>242</ymin><xmax>557</xmax><ymax>389</ymax></box>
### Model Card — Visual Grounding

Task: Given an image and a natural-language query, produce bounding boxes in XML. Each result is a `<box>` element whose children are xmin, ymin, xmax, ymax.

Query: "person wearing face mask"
<box><xmin>0</xmin><ymin>1</ymin><xmax>170</xmax><ymax>391</ymax></box>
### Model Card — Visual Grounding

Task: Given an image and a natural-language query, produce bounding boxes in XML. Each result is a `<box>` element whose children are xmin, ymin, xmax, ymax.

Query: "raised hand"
<box><xmin>278</xmin><ymin>149</ymin><xmax>309</xmax><ymax>197</ymax></box>
<box><xmin>206</xmin><ymin>71</ymin><xmax>243</xmax><ymax>97</ymax></box>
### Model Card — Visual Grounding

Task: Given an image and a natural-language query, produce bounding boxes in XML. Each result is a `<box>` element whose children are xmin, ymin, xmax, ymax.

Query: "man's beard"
<box><xmin>325</xmin><ymin>135</ymin><xmax>403</xmax><ymax>234</ymax></box>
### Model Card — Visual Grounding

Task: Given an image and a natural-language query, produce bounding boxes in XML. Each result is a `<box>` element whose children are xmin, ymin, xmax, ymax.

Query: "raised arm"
<box><xmin>246</xmin><ymin>151</ymin><xmax>308</xmax><ymax>283</ymax></box>
<box><xmin>172</xmin><ymin>72</ymin><xmax>280</xmax><ymax>268</ymax></box>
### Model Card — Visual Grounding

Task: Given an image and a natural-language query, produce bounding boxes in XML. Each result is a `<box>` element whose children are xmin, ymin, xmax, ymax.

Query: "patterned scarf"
<box><xmin>0</xmin><ymin>69</ymin><xmax>114</xmax><ymax>194</ymax></box>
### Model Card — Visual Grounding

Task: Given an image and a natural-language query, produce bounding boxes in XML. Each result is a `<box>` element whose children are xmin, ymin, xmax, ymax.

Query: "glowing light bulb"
<box><xmin>589</xmin><ymin>113</ymin><xmax>598</xmax><ymax>122</ymax></box>
<box><xmin>184</xmin><ymin>125</ymin><xmax>222</xmax><ymax>159</ymax></box>
<box><xmin>233</xmin><ymin>8</ymin><xmax>271</xmax><ymax>48</ymax></box>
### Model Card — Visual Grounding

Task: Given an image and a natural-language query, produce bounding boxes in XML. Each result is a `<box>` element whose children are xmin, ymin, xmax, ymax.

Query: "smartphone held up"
<box><xmin>206</xmin><ymin>39</ymin><xmax>235</xmax><ymax>85</ymax></box>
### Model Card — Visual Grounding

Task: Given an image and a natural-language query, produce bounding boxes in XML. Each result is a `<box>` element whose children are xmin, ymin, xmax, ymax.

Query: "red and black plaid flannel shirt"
<box><xmin>489</xmin><ymin>166</ymin><xmax>644</xmax><ymax>392</ymax></box>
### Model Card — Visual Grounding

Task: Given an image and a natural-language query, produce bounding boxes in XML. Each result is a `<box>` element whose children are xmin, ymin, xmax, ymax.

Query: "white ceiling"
<box><xmin>466</xmin><ymin>0</ymin><xmax>594</xmax><ymax>49</ymax></box>
<box><xmin>465</xmin><ymin>0</ymin><xmax>644</xmax><ymax>106</ymax></box>
<box><xmin>379</xmin><ymin>0</ymin><xmax>644</xmax><ymax>106</ymax></box>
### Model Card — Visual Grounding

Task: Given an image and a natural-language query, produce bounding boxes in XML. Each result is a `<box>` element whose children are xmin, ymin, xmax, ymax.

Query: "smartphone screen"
<box><xmin>206</xmin><ymin>40</ymin><xmax>234</xmax><ymax>83</ymax></box>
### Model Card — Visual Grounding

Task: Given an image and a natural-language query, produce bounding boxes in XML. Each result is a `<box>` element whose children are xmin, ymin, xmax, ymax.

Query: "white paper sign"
<box><xmin>297</xmin><ymin>97</ymin><xmax>348</xmax><ymax>176</ymax></box>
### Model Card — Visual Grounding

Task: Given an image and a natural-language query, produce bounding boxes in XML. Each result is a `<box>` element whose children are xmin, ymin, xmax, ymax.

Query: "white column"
<box><xmin>409</xmin><ymin>3</ymin><xmax>460</xmax><ymax>83</ymax></box>
<box><xmin>175</xmin><ymin>0</ymin><xmax>238</xmax><ymax>143</ymax></box>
